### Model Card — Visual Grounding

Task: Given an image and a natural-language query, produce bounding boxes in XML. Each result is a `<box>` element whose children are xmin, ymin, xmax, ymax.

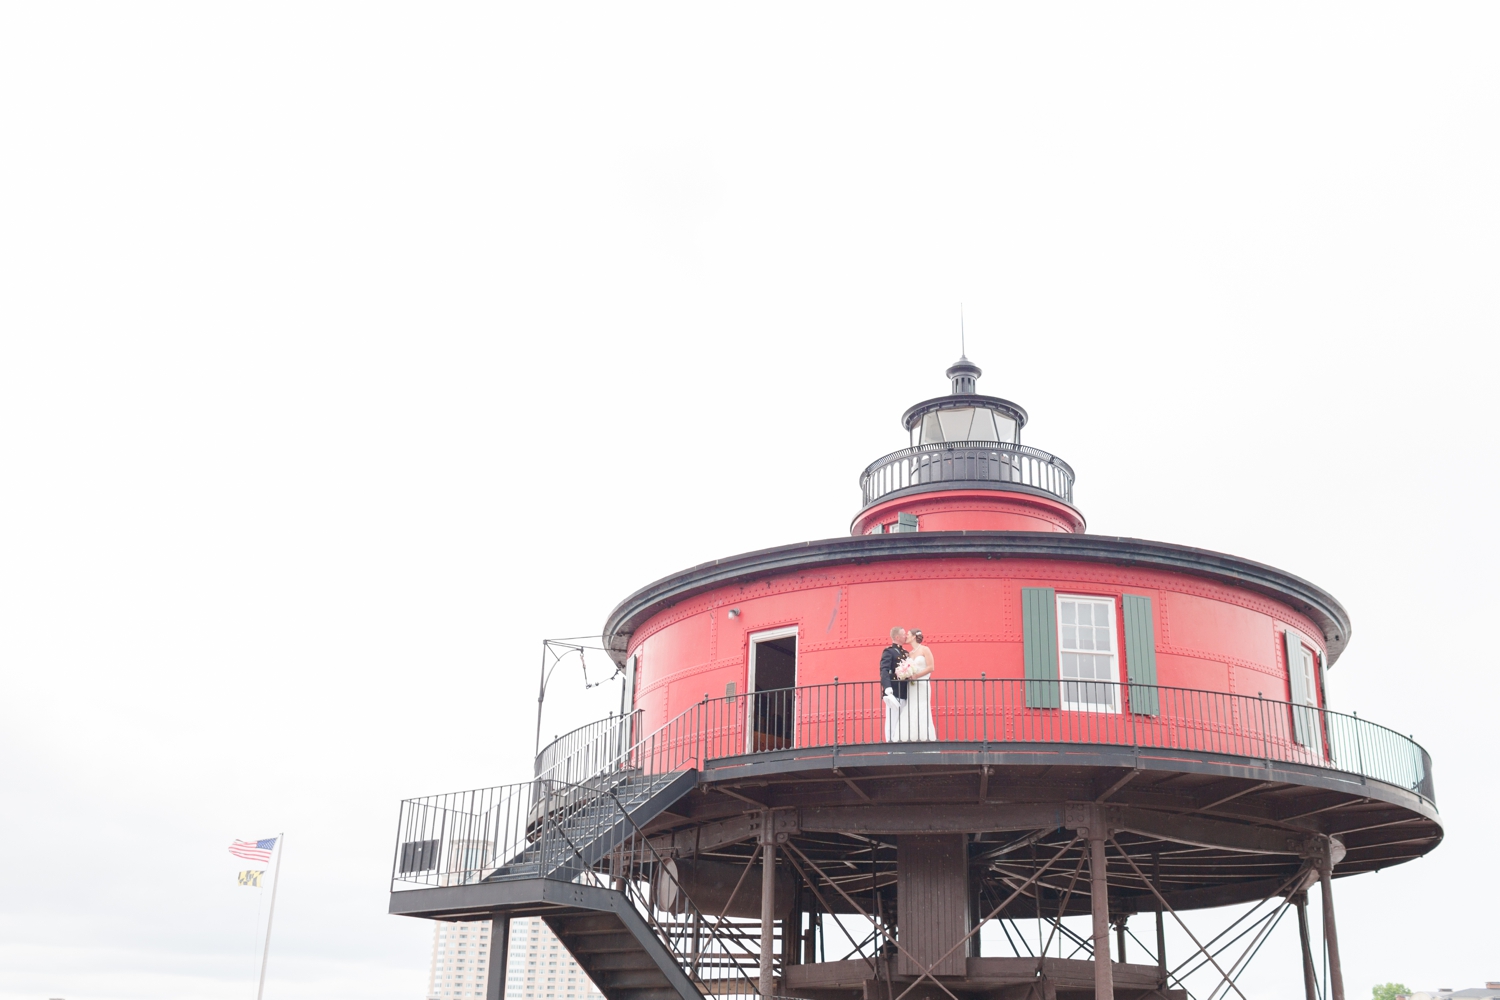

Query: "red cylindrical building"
<box><xmin>610</xmin><ymin>356</ymin><xmax>1347</xmax><ymax>763</ymax></box>
<box><xmin>391</xmin><ymin>356</ymin><xmax>1440</xmax><ymax>1000</ymax></box>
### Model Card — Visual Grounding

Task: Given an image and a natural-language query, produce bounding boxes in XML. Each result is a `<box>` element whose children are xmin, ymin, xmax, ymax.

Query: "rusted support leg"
<box><xmin>1295</xmin><ymin>893</ymin><xmax>1317</xmax><ymax>1000</ymax></box>
<box><xmin>1152</xmin><ymin>851</ymin><xmax>1166</xmax><ymax>990</ymax></box>
<box><xmin>761</xmin><ymin>836</ymin><xmax>777</xmax><ymax>997</ymax></box>
<box><xmin>1319</xmin><ymin>862</ymin><xmax>1345</xmax><ymax>1000</ymax></box>
<box><xmin>1089</xmin><ymin>833</ymin><xmax>1114</xmax><ymax>1000</ymax></box>
<box><xmin>484</xmin><ymin>915</ymin><xmax>509</xmax><ymax>1000</ymax></box>
<box><xmin>803</xmin><ymin>895</ymin><xmax>817</xmax><ymax>964</ymax></box>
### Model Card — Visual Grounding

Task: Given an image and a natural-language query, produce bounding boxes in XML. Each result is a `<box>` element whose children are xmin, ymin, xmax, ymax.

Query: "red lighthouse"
<box><xmin>391</xmin><ymin>357</ymin><xmax>1440</xmax><ymax>1000</ymax></box>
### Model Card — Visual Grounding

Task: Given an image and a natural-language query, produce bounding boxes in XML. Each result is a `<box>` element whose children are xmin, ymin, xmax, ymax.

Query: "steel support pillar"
<box><xmin>691</xmin><ymin>911</ymin><xmax>702</xmax><ymax>981</ymax></box>
<box><xmin>803</xmin><ymin>898</ymin><xmax>817</xmax><ymax>964</ymax></box>
<box><xmin>1114</xmin><ymin>916</ymin><xmax>1127</xmax><ymax>964</ymax></box>
<box><xmin>484</xmin><ymin>915</ymin><xmax>510</xmax><ymax>1000</ymax></box>
<box><xmin>1295</xmin><ymin>894</ymin><xmax>1317</xmax><ymax>1000</ymax></box>
<box><xmin>761</xmin><ymin>839</ymin><xmax>777</xmax><ymax>997</ymax></box>
<box><xmin>1153</xmin><ymin>851</ymin><xmax>1166</xmax><ymax>990</ymax></box>
<box><xmin>1089</xmin><ymin>834</ymin><xmax>1114</xmax><ymax>1000</ymax></box>
<box><xmin>1319</xmin><ymin>862</ymin><xmax>1345</xmax><ymax>1000</ymax></box>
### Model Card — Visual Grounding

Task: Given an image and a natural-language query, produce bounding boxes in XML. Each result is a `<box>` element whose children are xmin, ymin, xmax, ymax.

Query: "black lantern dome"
<box><xmin>899</xmin><ymin>353</ymin><xmax>1029</xmax><ymax>447</ymax></box>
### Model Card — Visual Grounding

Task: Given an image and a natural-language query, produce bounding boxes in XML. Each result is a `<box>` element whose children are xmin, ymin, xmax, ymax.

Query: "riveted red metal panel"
<box><xmin>625</xmin><ymin>555</ymin><xmax>1328</xmax><ymax>744</ymax></box>
<box><xmin>852</xmin><ymin>489</ymin><xmax>1084</xmax><ymax>536</ymax></box>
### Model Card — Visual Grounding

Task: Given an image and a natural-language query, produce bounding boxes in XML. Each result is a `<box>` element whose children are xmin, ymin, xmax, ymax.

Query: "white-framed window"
<box><xmin>1284</xmin><ymin>629</ymin><xmax>1322</xmax><ymax>749</ymax></box>
<box><xmin>1289</xmin><ymin>640</ymin><xmax>1317</xmax><ymax>710</ymax></box>
<box><xmin>1057</xmin><ymin>594</ymin><xmax>1119</xmax><ymax>712</ymax></box>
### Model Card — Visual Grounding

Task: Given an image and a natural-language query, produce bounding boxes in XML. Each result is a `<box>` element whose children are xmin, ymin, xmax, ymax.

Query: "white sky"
<box><xmin>1</xmin><ymin>4</ymin><xmax>1496</xmax><ymax>999</ymax></box>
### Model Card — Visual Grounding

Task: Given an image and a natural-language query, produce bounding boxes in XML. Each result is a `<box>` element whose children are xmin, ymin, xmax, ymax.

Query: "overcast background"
<box><xmin>2</xmin><ymin>4</ymin><xmax>1497</xmax><ymax>999</ymax></box>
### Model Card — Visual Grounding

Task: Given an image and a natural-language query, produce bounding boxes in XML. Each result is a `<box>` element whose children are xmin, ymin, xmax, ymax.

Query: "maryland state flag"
<box><xmin>238</xmin><ymin>870</ymin><xmax>265</xmax><ymax>887</ymax></box>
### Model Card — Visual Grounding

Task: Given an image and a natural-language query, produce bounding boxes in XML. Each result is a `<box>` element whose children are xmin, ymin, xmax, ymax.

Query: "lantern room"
<box><xmin>853</xmin><ymin>355</ymin><xmax>1084</xmax><ymax>535</ymax></box>
<box><xmin>902</xmin><ymin>355</ymin><xmax>1026</xmax><ymax>447</ymax></box>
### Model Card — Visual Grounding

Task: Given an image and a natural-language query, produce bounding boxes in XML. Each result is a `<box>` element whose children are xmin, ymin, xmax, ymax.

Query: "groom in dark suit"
<box><xmin>880</xmin><ymin>626</ymin><xmax>910</xmax><ymax>712</ymax></box>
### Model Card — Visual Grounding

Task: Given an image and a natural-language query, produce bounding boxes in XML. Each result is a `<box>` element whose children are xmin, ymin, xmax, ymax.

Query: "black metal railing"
<box><xmin>396</xmin><ymin>683</ymin><xmax>1432</xmax><ymax>991</ymax></box>
<box><xmin>392</xmin><ymin>775</ymin><xmax>769</xmax><ymax>993</ymax></box>
<box><xmin>535</xmin><ymin>711</ymin><xmax>641</xmax><ymax>785</ymax></box>
<box><xmin>859</xmin><ymin>440</ymin><xmax>1076</xmax><ymax>508</ymax></box>
<box><xmin>533</xmin><ymin>679</ymin><xmax>1435</xmax><ymax>805</ymax></box>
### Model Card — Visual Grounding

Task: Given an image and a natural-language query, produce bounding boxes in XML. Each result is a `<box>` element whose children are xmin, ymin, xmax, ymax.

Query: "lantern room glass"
<box><xmin>911</xmin><ymin>407</ymin><xmax>1019</xmax><ymax>446</ymax></box>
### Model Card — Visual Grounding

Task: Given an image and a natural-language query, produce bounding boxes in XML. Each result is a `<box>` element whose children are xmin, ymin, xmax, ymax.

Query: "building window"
<box><xmin>1284</xmin><ymin>629</ymin><xmax>1322</xmax><ymax>749</ymax></box>
<box><xmin>1057</xmin><ymin>595</ymin><xmax>1119</xmax><ymax>712</ymax></box>
<box><xmin>1290</xmin><ymin>642</ymin><xmax>1317</xmax><ymax>707</ymax></box>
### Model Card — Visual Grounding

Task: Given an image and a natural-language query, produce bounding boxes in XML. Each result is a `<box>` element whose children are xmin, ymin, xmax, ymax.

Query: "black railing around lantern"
<box><xmin>859</xmin><ymin>440</ymin><xmax>1076</xmax><ymax>509</ymax></box>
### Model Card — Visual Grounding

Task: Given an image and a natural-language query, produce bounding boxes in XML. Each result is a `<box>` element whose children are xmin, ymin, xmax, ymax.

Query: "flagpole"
<box><xmin>256</xmin><ymin>833</ymin><xmax>284</xmax><ymax>1000</ymax></box>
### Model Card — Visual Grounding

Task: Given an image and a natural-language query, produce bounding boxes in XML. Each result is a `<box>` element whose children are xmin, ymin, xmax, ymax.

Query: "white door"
<box><xmin>747</xmin><ymin>627</ymin><xmax>798</xmax><ymax>753</ymax></box>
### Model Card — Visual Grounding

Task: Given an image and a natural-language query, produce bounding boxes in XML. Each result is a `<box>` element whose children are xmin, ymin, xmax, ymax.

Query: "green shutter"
<box><xmin>1022</xmin><ymin>587</ymin><xmax>1059</xmax><ymax>708</ymax></box>
<box><xmin>1284</xmin><ymin>630</ymin><xmax>1314</xmax><ymax>747</ymax></box>
<box><xmin>1122</xmin><ymin>594</ymin><xmax>1159</xmax><ymax>716</ymax></box>
<box><xmin>896</xmin><ymin>512</ymin><xmax>919</xmax><ymax>533</ymax></box>
<box><xmin>1316</xmin><ymin>653</ymin><xmax>1333</xmax><ymax>763</ymax></box>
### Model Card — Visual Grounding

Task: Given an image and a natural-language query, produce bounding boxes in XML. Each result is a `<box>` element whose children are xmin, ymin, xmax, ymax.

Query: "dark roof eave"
<box><xmin>900</xmin><ymin>394</ymin><xmax>1029</xmax><ymax>432</ymax></box>
<box><xmin>601</xmin><ymin>531</ymin><xmax>1352</xmax><ymax>668</ymax></box>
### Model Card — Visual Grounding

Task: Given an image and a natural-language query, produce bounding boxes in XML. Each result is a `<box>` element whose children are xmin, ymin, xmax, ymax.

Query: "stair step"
<box><xmin>611</xmin><ymin>988</ymin><xmax>684</xmax><ymax>1000</ymax></box>
<box><xmin>552</xmin><ymin>914</ymin><xmax>623</xmax><ymax>934</ymax></box>
<box><xmin>558</xmin><ymin>926</ymin><xmax>640</xmax><ymax>941</ymax></box>
<box><xmin>562</xmin><ymin>933</ymin><xmax>642</xmax><ymax>954</ymax></box>
<box><xmin>594</xmin><ymin>969</ymin><xmax>672</xmax><ymax>989</ymax></box>
<box><xmin>581</xmin><ymin>952</ymin><xmax>659</xmax><ymax>971</ymax></box>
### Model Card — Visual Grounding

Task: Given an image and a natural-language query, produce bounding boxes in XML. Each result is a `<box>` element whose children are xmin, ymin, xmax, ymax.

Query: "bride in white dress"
<box><xmin>895</xmin><ymin>629</ymin><xmax>937</xmax><ymax>741</ymax></box>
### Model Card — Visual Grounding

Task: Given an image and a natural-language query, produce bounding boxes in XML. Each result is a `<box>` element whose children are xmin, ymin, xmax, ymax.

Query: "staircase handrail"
<box><xmin>392</xmin><ymin>771</ymin><xmax>766</xmax><ymax>992</ymax></box>
<box><xmin>534</xmin><ymin>693</ymin><xmax>716</xmax><ymax>790</ymax></box>
<box><xmin>595</xmin><ymin>780</ymin><xmax>766</xmax><ymax>994</ymax></box>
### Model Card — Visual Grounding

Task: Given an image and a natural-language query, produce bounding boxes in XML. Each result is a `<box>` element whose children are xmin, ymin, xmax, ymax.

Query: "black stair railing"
<box><xmin>392</xmin><ymin>773</ymin><xmax>768</xmax><ymax>995</ymax></box>
<box><xmin>536</xmin><ymin>711</ymin><xmax>642</xmax><ymax>785</ymax></box>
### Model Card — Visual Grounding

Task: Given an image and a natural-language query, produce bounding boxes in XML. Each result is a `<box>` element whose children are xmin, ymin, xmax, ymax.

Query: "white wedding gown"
<box><xmin>886</xmin><ymin>655</ymin><xmax>938</xmax><ymax>742</ymax></box>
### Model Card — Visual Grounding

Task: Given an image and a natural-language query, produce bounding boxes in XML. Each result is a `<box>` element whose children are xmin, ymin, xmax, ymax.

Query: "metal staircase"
<box><xmin>390</xmin><ymin>762</ymin><xmax>763</xmax><ymax>1000</ymax></box>
<box><xmin>546</xmin><ymin>905</ymin><xmax>699</xmax><ymax>1000</ymax></box>
<box><xmin>486</xmin><ymin>769</ymin><xmax>695</xmax><ymax>882</ymax></box>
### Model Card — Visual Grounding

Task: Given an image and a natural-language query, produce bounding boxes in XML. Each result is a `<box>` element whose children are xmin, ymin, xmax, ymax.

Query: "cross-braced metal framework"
<box><xmin>617</xmin><ymin>748</ymin><xmax>1430</xmax><ymax>1000</ymax></box>
<box><xmin>393</xmin><ymin>687</ymin><xmax>1437</xmax><ymax>1000</ymax></box>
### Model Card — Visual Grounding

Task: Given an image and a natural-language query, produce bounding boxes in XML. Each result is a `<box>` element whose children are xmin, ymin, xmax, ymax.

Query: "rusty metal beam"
<box><xmin>1276</xmin><ymin>794</ymin><xmax>1365</xmax><ymax>823</ymax></box>
<box><xmin>716</xmin><ymin>786</ymin><xmax>769</xmax><ymax>809</ymax></box>
<box><xmin>1324</xmin><ymin>812</ymin><xmax>1426</xmax><ymax>837</ymax></box>
<box><xmin>842</xmin><ymin>777</ymin><xmax>873</xmax><ymax>802</ymax></box>
<box><xmin>1106</xmin><ymin>835</ymin><xmax>1250</xmax><ymax>1000</ymax></box>
<box><xmin>1194</xmin><ymin>781</ymin><xmax>1278</xmax><ymax>814</ymax></box>
<box><xmin>799</xmin><ymin>802</ymin><xmax>1068</xmax><ymax>835</ymax></box>
<box><xmin>1320</xmin><ymin>860</ymin><xmax>1346</xmax><ymax>1000</ymax></box>
<box><xmin>1110</xmin><ymin>807</ymin><xmax>1317</xmax><ymax>857</ymax></box>
<box><xmin>1096</xmin><ymin>768</ymin><xmax>1142</xmax><ymax>803</ymax></box>
<box><xmin>1113</xmin><ymin>876</ymin><xmax>1298</xmax><ymax>914</ymax></box>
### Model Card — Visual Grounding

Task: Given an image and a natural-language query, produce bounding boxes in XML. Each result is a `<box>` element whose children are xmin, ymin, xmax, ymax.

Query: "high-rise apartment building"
<box><xmin>426</xmin><ymin>916</ymin><xmax>605</xmax><ymax>1000</ymax></box>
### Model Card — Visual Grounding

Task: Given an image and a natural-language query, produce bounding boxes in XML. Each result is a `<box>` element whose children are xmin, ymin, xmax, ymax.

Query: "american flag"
<box><xmin>229</xmin><ymin>838</ymin><xmax>277</xmax><ymax>863</ymax></box>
